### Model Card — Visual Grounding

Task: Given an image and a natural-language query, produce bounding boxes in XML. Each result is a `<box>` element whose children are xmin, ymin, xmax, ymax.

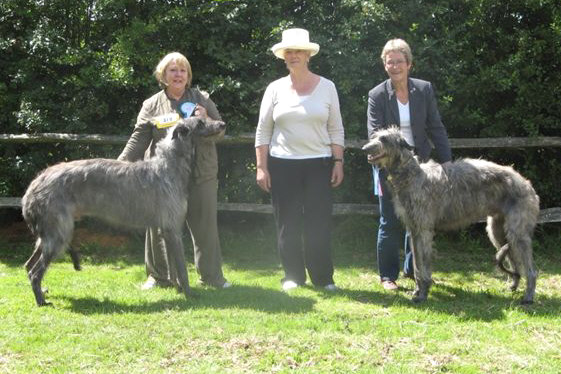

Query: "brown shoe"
<box><xmin>381</xmin><ymin>280</ymin><xmax>399</xmax><ymax>290</ymax></box>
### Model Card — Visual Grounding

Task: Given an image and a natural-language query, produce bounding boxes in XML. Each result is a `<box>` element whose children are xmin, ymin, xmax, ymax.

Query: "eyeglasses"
<box><xmin>385</xmin><ymin>59</ymin><xmax>407</xmax><ymax>67</ymax></box>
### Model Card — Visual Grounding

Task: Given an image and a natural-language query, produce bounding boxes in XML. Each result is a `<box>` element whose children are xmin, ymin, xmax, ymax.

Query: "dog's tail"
<box><xmin>495</xmin><ymin>243</ymin><xmax>519</xmax><ymax>278</ymax></box>
<box><xmin>68</xmin><ymin>246</ymin><xmax>82</xmax><ymax>271</ymax></box>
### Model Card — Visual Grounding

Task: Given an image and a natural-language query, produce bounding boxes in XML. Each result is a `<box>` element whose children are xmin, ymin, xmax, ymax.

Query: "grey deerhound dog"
<box><xmin>363</xmin><ymin>126</ymin><xmax>539</xmax><ymax>304</ymax></box>
<box><xmin>22</xmin><ymin>116</ymin><xmax>226</xmax><ymax>306</ymax></box>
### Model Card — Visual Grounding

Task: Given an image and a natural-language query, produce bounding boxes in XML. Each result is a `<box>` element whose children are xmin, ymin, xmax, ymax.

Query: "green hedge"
<box><xmin>1</xmin><ymin>0</ymin><xmax>560</xmax><ymax>207</ymax></box>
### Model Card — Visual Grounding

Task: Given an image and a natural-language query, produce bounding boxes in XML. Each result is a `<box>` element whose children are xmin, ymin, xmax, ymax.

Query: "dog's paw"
<box><xmin>411</xmin><ymin>288</ymin><xmax>428</xmax><ymax>303</ymax></box>
<box><xmin>411</xmin><ymin>296</ymin><xmax>426</xmax><ymax>303</ymax></box>
<box><xmin>184</xmin><ymin>290</ymin><xmax>200</xmax><ymax>300</ymax></box>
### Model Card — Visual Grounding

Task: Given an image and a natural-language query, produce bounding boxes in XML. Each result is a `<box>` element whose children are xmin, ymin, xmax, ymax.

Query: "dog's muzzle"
<box><xmin>362</xmin><ymin>141</ymin><xmax>386</xmax><ymax>164</ymax></box>
<box><xmin>367</xmin><ymin>151</ymin><xmax>386</xmax><ymax>162</ymax></box>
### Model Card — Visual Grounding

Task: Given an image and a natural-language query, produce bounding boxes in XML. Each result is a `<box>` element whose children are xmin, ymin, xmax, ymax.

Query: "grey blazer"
<box><xmin>367</xmin><ymin>77</ymin><xmax>452</xmax><ymax>163</ymax></box>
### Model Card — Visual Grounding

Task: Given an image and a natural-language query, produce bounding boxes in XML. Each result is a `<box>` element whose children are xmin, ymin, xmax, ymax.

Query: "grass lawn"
<box><xmin>1</xmin><ymin>213</ymin><xmax>560</xmax><ymax>373</ymax></box>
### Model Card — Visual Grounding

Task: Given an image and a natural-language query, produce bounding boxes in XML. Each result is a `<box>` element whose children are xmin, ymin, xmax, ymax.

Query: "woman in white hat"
<box><xmin>255</xmin><ymin>28</ymin><xmax>345</xmax><ymax>291</ymax></box>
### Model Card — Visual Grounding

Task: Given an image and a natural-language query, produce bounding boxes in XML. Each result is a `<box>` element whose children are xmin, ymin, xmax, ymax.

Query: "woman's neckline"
<box><xmin>287</xmin><ymin>75</ymin><xmax>322</xmax><ymax>96</ymax></box>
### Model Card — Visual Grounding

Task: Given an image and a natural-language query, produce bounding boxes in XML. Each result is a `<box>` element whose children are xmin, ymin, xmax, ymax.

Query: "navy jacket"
<box><xmin>367</xmin><ymin>77</ymin><xmax>452</xmax><ymax>163</ymax></box>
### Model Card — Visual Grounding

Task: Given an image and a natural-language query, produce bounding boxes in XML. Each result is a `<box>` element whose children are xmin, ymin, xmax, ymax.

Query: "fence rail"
<box><xmin>1</xmin><ymin>198</ymin><xmax>559</xmax><ymax>223</ymax></box>
<box><xmin>2</xmin><ymin>132</ymin><xmax>561</xmax><ymax>149</ymax></box>
<box><xmin>1</xmin><ymin>132</ymin><xmax>560</xmax><ymax>223</ymax></box>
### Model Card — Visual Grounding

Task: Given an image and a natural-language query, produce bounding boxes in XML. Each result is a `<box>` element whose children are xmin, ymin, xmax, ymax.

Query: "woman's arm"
<box><xmin>367</xmin><ymin>86</ymin><xmax>387</xmax><ymax>139</ymax></box>
<box><xmin>424</xmin><ymin>82</ymin><xmax>452</xmax><ymax>163</ymax></box>
<box><xmin>254</xmin><ymin>83</ymin><xmax>276</xmax><ymax>192</ymax></box>
<box><xmin>326</xmin><ymin>80</ymin><xmax>345</xmax><ymax>187</ymax></box>
<box><xmin>117</xmin><ymin>99</ymin><xmax>155</xmax><ymax>161</ymax></box>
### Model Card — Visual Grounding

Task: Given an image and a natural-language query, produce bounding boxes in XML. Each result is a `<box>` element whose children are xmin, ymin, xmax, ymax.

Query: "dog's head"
<box><xmin>171</xmin><ymin>116</ymin><xmax>226</xmax><ymax>140</ymax></box>
<box><xmin>362</xmin><ymin>126</ymin><xmax>414</xmax><ymax>168</ymax></box>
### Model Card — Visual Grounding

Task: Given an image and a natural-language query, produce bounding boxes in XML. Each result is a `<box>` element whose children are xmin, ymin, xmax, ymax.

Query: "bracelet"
<box><xmin>332</xmin><ymin>158</ymin><xmax>343</xmax><ymax>164</ymax></box>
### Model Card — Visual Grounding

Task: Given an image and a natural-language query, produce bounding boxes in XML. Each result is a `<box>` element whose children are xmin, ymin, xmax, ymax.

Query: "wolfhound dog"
<box><xmin>22</xmin><ymin>116</ymin><xmax>226</xmax><ymax>306</ymax></box>
<box><xmin>363</xmin><ymin>126</ymin><xmax>539</xmax><ymax>304</ymax></box>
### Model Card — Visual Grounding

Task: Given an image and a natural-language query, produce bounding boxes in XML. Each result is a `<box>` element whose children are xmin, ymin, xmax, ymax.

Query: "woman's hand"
<box><xmin>331</xmin><ymin>162</ymin><xmax>344</xmax><ymax>187</ymax></box>
<box><xmin>330</xmin><ymin>145</ymin><xmax>344</xmax><ymax>187</ymax></box>
<box><xmin>255</xmin><ymin>145</ymin><xmax>271</xmax><ymax>192</ymax></box>
<box><xmin>194</xmin><ymin>104</ymin><xmax>208</xmax><ymax>118</ymax></box>
<box><xmin>256</xmin><ymin>166</ymin><xmax>271</xmax><ymax>192</ymax></box>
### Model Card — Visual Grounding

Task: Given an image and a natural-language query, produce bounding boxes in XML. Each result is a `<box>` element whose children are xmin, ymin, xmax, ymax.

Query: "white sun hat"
<box><xmin>271</xmin><ymin>28</ymin><xmax>320</xmax><ymax>59</ymax></box>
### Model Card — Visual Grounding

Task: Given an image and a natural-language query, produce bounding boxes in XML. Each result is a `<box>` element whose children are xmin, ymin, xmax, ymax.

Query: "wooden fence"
<box><xmin>1</xmin><ymin>132</ymin><xmax>561</xmax><ymax>223</ymax></box>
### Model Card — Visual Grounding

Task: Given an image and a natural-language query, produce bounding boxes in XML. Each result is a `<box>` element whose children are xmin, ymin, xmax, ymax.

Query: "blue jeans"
<box><xmin>373</xmin><ymin>167</ymin><xmax>413</xmax><ymax>281</ymax></box>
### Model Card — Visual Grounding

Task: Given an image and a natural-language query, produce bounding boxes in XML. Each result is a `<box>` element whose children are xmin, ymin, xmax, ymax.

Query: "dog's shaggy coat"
<box><xmin>22</xmin><ymin>117</ymin><xmax>226</xmax><ymax>306</ymax></box>
<box><xmin>363</xmin><ymin>126</ymin><xmax>539</xmax><ymax>304</ymax></box>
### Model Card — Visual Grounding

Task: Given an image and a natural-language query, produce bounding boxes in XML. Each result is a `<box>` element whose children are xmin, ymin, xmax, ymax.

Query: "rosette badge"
<box><xmin>180</xmin><ymin>102</ymin><xmax>196</xmax><ymax>118</ymax></box>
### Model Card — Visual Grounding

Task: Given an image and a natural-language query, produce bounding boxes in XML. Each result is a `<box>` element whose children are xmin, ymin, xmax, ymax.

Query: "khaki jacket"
<box><xmin>118</xmin><ymin>88</ymin><xmax>223</xmax><ymax>183</ymax></box>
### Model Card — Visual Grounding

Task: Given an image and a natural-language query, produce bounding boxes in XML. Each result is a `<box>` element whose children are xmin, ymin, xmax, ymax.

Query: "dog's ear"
<box><xmin>195</xmin><ymin>117</ymin><xmax>207</xmax><ymax>130</ymax></box>
<box><xmin>171</xmin><ymin>123</ymin><xmax>191</xmax><ymax>140</ymax></box>
<box><xmin>400</xmin><ymin>138</ymin><xmax>414</xmax><ymax>151</ymax></box>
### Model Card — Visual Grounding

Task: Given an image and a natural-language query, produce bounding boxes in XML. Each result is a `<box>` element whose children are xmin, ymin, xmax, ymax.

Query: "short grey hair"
<box><xmin>380</xmin><ymin>39</ymin><xmax>413</xmax><ymax>65</ymax></box>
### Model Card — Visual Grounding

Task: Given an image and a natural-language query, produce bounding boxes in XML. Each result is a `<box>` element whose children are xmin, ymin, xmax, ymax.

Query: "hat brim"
<box><xmin>271</xmin><ymin>42</ymin><xmax>320</xmax><ymax>59</ymax></box>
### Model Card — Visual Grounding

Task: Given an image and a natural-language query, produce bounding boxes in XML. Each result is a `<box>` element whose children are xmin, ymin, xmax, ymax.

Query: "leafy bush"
<box><xmin>1</xmin><ymin>0</ymin><xmax>560</xmax><ymax>207</ymax></box>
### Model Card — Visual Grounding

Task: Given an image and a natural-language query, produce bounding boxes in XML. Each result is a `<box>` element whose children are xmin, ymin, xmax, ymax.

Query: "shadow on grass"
<box><xmin>55</xmin><ymin>284</ymin><xmax>316</xmax><ymax>315</ymax></box>
<box><xmin>4</xmin><ymin>214</ymin><xmax>560</xmax><ymax>321</ymax></box>
<box><xmin>337</xmin><ymin>282</ymin><xmax>561</xmax><ymax>321</ymax></box>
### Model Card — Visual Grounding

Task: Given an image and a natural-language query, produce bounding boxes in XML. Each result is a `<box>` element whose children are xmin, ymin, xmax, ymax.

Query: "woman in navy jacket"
<box><xmin>367</xmin><ymin>38</ymin><xmax>452</xmax><ymax>290</ymax></box>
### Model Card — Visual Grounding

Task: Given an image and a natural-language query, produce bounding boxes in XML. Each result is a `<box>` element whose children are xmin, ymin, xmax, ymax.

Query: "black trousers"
<box><xmin>269</xmin><ymin>156</ymin><xmax>334</xmax><ymax>287</ymax></box>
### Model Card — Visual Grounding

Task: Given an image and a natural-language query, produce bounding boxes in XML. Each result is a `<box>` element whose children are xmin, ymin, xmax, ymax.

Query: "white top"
<box><xmin>398</xmin><ymin>101</ymin><xmax>415</xmax><ymax>146</ymax></box>
<box><xmin>255</xmin><ymin>76</ymin><xmax>345</xmax><ymax>159</ymax></box>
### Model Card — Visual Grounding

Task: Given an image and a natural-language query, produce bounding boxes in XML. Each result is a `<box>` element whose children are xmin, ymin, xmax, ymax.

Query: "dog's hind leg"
<box><xmin>27</xmin><ymin>239</ymin><xmax>58</xmax><ymax>306</ymax></box>
<box><xmin>504</xmin><ymin>208</ymin><xmax>538</xmax><ymax>304</ymax></box>
<box><xmin>508</xmin><ymin>238</ymin><xmax>537</xmax><ymax>305</ymax></box>
<box><xmin>27</xmin><ymin>212</ymin><xmax>74</xmax><ymax>306</ymax></box>
<box><xmin>163</xmin><ymin>230</ymin><xmax>191</xmax><ymax>299</ymax></box>
<box><xmin>410</xmin><ymin>230</ymin><xmax>434</xmax><ymax>303</ymax></box>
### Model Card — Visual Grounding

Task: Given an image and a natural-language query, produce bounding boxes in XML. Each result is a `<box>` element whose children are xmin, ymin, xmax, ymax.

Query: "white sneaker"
<box><xmin>282</xmin><ymin>280</ymin><xmax>299</xmax><ymax>291</ymax></box>
<box><xmin>221</xmin><ymin>281</ymin><xmax>232</xmax><ymax>289</ymax></box>
<box><xmin>324</xmin><ymin>284</ymin><xmax>338</xmax><ymax>291</ymax></box>
<box><xmin>141</xmin><ymin>276</ymin><xmax>157</xmax><ymax>290</ymax></box>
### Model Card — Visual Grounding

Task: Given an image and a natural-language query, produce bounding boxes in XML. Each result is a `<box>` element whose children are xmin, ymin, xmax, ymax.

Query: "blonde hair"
<box><xmin>154</xmin><ymin>52</ymin><xmax>193</xmax><ymax>88</ymax></box>
<box><xmin>380</xmin><ymin>39</ymin><xmax>413</xmax><ymax>65</ymax></box>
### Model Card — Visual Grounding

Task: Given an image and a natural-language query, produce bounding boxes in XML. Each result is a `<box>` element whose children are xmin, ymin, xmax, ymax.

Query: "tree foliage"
<box><xmin>1</xmin><ymin>0</ymin><xmax>560</xmax><ymax>206</ymax></box>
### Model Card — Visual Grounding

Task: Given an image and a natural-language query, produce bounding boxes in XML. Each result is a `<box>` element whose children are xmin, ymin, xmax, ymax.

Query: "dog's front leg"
<box><xmin>410</xmin><ymin>230</ymin><xmax>434</xmax><ymax>303</ymax></box>
<box><xmin>163</xmin><ymin>230</ymin><xmax>191</xmax><ymax>299</ymax></box>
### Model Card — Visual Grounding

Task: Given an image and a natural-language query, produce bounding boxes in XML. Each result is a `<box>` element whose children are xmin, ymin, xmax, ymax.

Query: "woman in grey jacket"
<box><xmin>367</xmin><ymin>39</ymin><xmax>452</xmax><ymax>291</ymax></box>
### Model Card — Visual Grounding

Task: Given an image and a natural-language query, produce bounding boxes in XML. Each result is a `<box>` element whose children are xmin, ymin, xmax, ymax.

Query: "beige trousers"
<box><xmin>145</xmin><ymin>178</ymin><xmax>226</xmax><ymax>287</ymax></box>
